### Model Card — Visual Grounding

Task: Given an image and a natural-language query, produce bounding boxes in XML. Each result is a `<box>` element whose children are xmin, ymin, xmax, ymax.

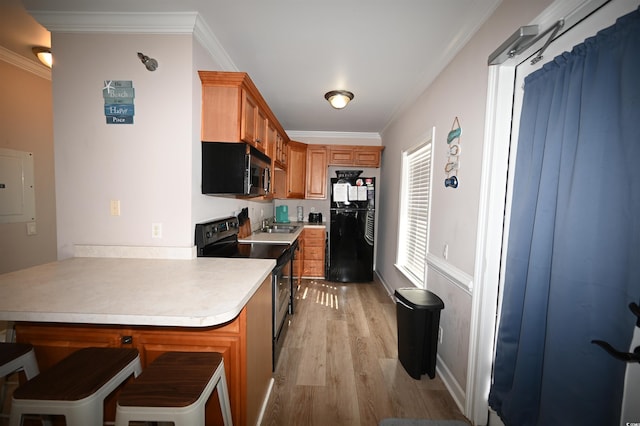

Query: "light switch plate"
<box><xmin>26</xmin><ymin>221</ymin><xmax>37</xmax><ymax>236</ymax></box>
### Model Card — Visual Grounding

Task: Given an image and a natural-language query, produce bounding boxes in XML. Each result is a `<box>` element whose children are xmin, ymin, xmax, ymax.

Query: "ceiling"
<box><xmin>1</xmin><ymin>0</ymin><xmax>501</xmax><ymax>135</ymax></box>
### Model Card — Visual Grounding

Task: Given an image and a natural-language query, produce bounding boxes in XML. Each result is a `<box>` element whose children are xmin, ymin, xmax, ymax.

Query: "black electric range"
<box><xmin>195</xmin><ymin>216</ymin><xmax>290</xmax><ymax>259</ymax></box>
<box><xmin>195</xmin><ymin>216</ymin><xmax>296</xmax><ymax>370</ymax></box>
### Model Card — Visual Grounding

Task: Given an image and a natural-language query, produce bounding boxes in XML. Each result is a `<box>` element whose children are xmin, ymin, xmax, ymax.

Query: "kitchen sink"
<box><xmin>258</xmin><ymin>225</ymin><xmax>299</xmax><ymax>234</ymax></box>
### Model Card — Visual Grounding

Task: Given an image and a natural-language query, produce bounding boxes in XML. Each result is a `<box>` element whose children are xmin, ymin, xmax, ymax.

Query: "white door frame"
<box><xmin>466</xmin><ymin>1</ymin><xmax>615</xmax><ymax>424</ymax></box>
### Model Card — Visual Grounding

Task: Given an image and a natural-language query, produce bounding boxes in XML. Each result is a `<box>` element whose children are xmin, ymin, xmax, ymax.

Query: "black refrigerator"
<box><xmin>327</xmin><ymin>172</ymin><xmax>376</xmax><ymax>282</ymax></box>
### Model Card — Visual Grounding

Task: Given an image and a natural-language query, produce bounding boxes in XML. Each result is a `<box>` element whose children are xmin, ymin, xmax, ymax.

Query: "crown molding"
<box><xmin>0</xmin><ymin>46</ymin><xmax>51</xmax><ymax>80</ymax></box>
<box><xmin>28</xmin><ymin>11</ymin><xmax>199</xmax><ymax>33</ymax></box>
<box><xmin>27</xmin><ymin>10</ymin><xmax>238</xmax><ymax>72</ymax></box>
<box><xmin>192</xmin><ymin>13</ymin><xmax>237</xmax><ymax>71</ymax></box>
<box><xmin>286</xmin><ymin>130</ymin><xmax>381</xmax><ymax>141</ymax></box>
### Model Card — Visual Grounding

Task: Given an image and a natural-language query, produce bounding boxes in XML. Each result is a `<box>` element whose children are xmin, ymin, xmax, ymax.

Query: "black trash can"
<box><xmin>395</xmin><ymin>287</ymin><xmax>444</xmax><ymax>380</ymax></box>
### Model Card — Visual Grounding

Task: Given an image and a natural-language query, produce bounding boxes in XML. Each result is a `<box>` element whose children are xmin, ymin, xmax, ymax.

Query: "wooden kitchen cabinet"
<box><xmin>293</xmin><ymin>237</ymin><xmax>303</xmax><ymax>280</ymax></box>
<box><xmin>15</xmin><ymin>275</ymin><xmax>272</xmax><ymax>426</ymax></box>
<box><xmin>240</xmin><ymin>90</ymin><xmax>268</xmax><ymax>153</ymax></box>
<box><xmin>199</xmin><ymin>71</ymin><xmax>289</xmax><ymax>157</ymax></box>
<box><xmin>286</xmin><ymin>141</ymin><xmax>307</xmax><ymax>199</ymax></box>
<box><xmin>305</xmin><ymin>146</ymin><xmax>328</xmax><ymax>199</ymax></box>
<box><xmin>302</xmin><ymin>227</ymin><xmax>326</xmax><ymax>278</ymax></box>
<box><xmin>274</xmin><ymin>132</ymin><xmax>288</xmax><ymax>169</ymax></box>
<box><xmin>328</xmin><ymin>145</ymin><xmax>355</xmax><ymax>165</ymax></box>
<box><xmin>328</xmin><ymin>145</ymin><xmax>384</xmax><ymax>167</ymax></box>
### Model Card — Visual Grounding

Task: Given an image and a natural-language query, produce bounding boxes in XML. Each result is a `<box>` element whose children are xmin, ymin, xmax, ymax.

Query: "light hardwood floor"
<box><xmin>262</xmin><ymin>278</ymin><xmax>470</xmax><ymax>426</ymax></box>
<box><xmin>0</xmin><ymin>277</ymin><xmax>469</xmax><ymax>426</ymax></box>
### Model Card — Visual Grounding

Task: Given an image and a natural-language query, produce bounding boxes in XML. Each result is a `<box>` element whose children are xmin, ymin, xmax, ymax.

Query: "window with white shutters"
<box><xmin>396</xmin><ymin>134</ymin><xmax>433</xmax><ymax>288</ymax></box>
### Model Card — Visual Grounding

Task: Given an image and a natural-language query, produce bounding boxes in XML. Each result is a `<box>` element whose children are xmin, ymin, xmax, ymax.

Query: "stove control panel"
<box><xmin>195</xmin><ymin>216</ymin><xmax>240</xmax><ymax>249</ymax></box>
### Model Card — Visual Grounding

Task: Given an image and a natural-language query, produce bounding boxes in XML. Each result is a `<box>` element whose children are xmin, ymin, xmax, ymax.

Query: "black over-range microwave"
<box><xmin>202</xmin><ymin>142</ymin><xmax>271</xmax><ymax>197</ymax></box>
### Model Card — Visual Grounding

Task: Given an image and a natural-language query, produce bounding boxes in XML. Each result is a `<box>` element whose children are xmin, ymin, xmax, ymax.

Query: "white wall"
<box><xmin>52</xmin><ymin>33</ymin><xmax>193</xmax><ymax>258</ymax></box>
<box><xmin>377</xmin><ymin>0</ymin><xmax>552</xmax><ymax>406</ymax></box>
<box><xmin>0</xmin><ymin>60</ymin><xmax>56</xmax><ymax>274</ymax></box>
<box><xmin>51</xmin><ymin>32</ymin><xmax>274</xmax><ymax>259</ymax></box>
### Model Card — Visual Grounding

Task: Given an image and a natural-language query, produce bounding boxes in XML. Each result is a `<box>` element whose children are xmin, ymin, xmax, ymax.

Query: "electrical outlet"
<box><xmin>443</xmin><ymin>243</ymin><xmax>449</xmax><ymax>260</ymax></box>
<box><xmin>438</xmin><ymin>326</ymin><xmax>443</xmax><ymax>345</ymax></box>
<box><xmin>151</xmin><ymin>223</ymin><xmax>162</xmax><ymax>239</ymax></box>
<box><xmin>110</xmin><ymin>200</ymin><xmax>121</xmax><ymax>216</ymax></box>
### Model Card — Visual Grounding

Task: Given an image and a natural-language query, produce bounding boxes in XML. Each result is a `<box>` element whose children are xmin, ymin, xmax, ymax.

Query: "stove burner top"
<box><xmin>199</xmin><ymin>240</ymin><xmax>289</xmax><ymax>261</ymax></box>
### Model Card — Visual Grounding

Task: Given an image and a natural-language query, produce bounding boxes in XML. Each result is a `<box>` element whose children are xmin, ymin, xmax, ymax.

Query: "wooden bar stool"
<box><xmin>9</xmin><ymin>347</ymin><xmax>142</xmax><ymax>426</ymax></box>
<box><xmin>0</xmin><ymin>343</ymin><xmax>39</xmax><ymax>381</ymax></box>
<box><xmin>115</xmin><ymin>351</ymin><xmax>233</xmax><ymax>426</ymax></box>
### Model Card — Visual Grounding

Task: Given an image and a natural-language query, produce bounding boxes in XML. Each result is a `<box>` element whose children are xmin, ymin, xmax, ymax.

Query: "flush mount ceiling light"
<box><xmin>324</xmin><ymin>90</ymin><xmax>354</xmax><ymax>109</ymax></box>
<box><xmin>32</xmin><ymin>47</ymin><xmax>52</xmax><ymax>68</ymax></box>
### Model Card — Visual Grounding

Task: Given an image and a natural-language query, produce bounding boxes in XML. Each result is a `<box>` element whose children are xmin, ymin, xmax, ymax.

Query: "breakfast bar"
<box><xmin>0</xmin><ymin>256</ymin><xmax>276</xmax><ymax>426</ymax></box>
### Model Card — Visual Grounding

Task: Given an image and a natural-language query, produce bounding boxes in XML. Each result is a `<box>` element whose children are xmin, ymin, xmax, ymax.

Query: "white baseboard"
<box><xmin>436</xmin><ymin>355</ymin><xmax>467</xmax><ymax>415</ymax></box>
<box><xmin>375</xmin><ymin>270</ymin><xmax>395</xmax><ymax>299</ymax></box>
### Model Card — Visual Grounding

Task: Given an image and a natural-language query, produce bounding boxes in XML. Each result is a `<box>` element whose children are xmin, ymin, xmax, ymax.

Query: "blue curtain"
<box><xmin>488</xmin><ymin>8</ymin><xmax>640</xmax><ymax>426</ymax></box>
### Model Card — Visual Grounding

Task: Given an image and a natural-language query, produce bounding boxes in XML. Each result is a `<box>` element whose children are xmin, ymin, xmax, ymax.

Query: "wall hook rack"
<box><xmin>444</xmin><ymin>117</ymin><xmax>461</xmax><ymax>189</ymax></box>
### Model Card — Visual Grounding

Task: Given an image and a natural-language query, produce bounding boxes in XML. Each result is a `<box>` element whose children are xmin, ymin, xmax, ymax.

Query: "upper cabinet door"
<box><xmin>287</xmin><ymin>141</ymin><xmax>307</xmax><ymax>199</ymax></box>
<box><xmin>327</xmin><ymin>145</ymin><xmax>384</xmax><ymax>168</ymax></box>
<box><xmin>328</xmin><ymin>146</ymin><xmax>355</xmax><ymax>165</ymax></box>
<box><xmin>354</xmin><ymin>147</ymin><xmax>382</xmax><ymax>167</ymax></box>
<box><xmin>241</xmin><ymin>90</ymin><xmax>258</xmax><ymax>145</ymax></box>
<box><xmin>305</xmin><ymin>146</ymin><xmax>327</xmax><ymax>199</ymax></box>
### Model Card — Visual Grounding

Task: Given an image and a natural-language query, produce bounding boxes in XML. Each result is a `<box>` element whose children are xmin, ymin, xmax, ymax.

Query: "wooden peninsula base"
<box><xmin>14</xmin><ymin>275</ymin><xmax>273</xmax><ymax>426</ymax></box>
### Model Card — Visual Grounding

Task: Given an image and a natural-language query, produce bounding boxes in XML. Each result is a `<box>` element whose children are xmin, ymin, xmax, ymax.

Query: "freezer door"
<box><xmin>330</xmin><ymin>177</ymin><xmax>375</xmax><ymax>210</ymax></box>
<box><xmin>328</xmin><ymin>209</ymin><xmax>374</xmax><ymax>282</ymax></box>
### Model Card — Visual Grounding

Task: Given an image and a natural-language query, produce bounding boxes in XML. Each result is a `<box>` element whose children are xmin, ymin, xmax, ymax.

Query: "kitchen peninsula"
<box><xmin>0</xmin><ymin>256</ymin><xmax>275</xmax><ymax>426</ymax></box>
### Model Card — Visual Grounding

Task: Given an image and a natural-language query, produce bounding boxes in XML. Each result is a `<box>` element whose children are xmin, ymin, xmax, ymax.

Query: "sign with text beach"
<box><xmin>103</xmin><ymin>80</ymin><xmax>135</xmax><ymax>124</ymax></box>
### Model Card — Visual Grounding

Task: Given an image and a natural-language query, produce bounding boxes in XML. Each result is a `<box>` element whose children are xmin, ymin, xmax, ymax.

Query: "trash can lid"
<box><xmin>395</xmin><ymin>288</ymin><xmax>444</xmax><ymax>310</ymax></box>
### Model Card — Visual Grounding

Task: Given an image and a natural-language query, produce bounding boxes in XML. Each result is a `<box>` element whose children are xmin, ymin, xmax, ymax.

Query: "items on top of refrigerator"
<box><xmin>335</xmin><ymin>170</ymin><xmax>362</xmax><ymax>179</ymax></box>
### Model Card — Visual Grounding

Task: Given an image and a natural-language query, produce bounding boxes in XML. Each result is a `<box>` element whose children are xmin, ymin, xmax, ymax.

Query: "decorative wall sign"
<box><xmin>444</xmin><ymin>116</ymin><xmax>461</xmax><ymax>188</ymax></box>
<box><xmin>103</xmin><ymin>80</ymin><xmax>135</xmax><ymax>124</ymax></box>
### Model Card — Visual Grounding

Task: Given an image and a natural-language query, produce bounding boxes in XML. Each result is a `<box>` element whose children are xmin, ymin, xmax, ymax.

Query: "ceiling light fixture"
<box><xmin>324</xmin><ymin>90</ymin><xmax>354</xmax><ymax>109</ymax></box>
<box><xmin>137</xmin><ymin>52</ymin><xmax>158</xmax><ymax>71</ymax></box>
<box><xmin>32</xmin><ymin>47</ymin><xmax>52</xmax><ymax>68</ymax></box>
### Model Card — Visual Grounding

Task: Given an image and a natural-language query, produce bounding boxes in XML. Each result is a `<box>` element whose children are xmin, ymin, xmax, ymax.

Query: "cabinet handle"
<box><xmin>121</xmin><ymin>335</ymin><xmax>133</xmax><ymax>344</ymax></box>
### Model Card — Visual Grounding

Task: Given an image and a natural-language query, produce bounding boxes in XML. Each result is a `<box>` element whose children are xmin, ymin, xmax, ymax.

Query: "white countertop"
<box><xmin>0</xmin><ymin>257</ymin><xmax>275</xmax><ymax>328</ymax></box>
<box><xmin>238</xmin><ymin>222</ymin><xmax>325</xmax><ymax>244</ymax></box>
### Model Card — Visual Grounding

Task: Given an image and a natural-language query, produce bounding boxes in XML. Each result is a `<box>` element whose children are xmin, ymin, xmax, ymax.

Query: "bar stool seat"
<box><xmin>0</xmin><ymin>343</ymin><xmax>39</xmax><ymax>380</ymax></box>
<box><xmin>9</xmin><ymin>347</ymin><xmax>141</xmax><ymax>426</ymax></box>
<box><xmin>115</xmin><ymin>351</ymin><xmax>233</xmax><ymax>426</ymax></box>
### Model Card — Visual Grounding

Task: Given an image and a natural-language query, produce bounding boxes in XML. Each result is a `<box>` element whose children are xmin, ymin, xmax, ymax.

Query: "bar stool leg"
<box><xmin>115</xmin><ymin>352</ymin><xmax>233</xmax><ymax>426</ymax></box>
<box><xmin>217</xmin><ymin>361</ymin><xmax>233</xmax><ymax>426</ymax></box>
